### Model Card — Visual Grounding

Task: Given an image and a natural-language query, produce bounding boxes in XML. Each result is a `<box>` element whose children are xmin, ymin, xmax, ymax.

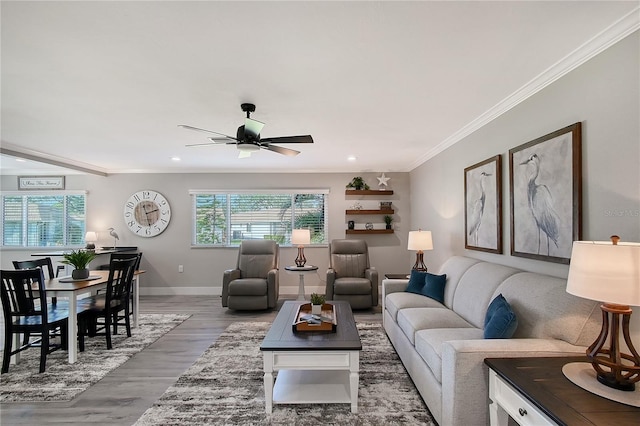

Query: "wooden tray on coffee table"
<box><xmin>293</xmin><ymin>303</ymin><xmax>337</xmax><ymax>332</ymax></box>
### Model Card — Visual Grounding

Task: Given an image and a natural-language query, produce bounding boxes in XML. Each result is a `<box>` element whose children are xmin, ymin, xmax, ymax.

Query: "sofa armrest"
<box><xmin>381</xmin><ymin>279</ymin><xmax>409</xmax><ymax>319</ymax></box>
<box><xmin>365</xmin><ymin>268</ymin><xmax>379</xmax><ymax>307</ymax></box>
<box><xmin>440</xmin><ymin>338</ymin><xmax>586</xmax><ymax>426</ymax></box>
<box><xmin>221</xmin><ymin>269</ymin><xmax>241</xmax><ymax>307</ymax></box>
<box><xmin>326</xmin><ymin>268</ymin><xmax>336</xmax><ymax>300</ymax></box>
<box><xmin>382</xmin><ymin>279</ymin><xmax>408</xmax><ymax>296</ymax></box>
<box><xmin>267</xmin><ymin>268</ymin><xmax>279</xmax><ymax>308</ymax></box>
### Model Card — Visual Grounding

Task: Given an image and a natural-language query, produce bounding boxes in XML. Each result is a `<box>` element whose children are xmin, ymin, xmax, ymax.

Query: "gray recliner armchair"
<box><xmin>326</xmin><ymin>239</ymin><xmax>378</xmax><ymax>309</ymax></box>
<box><xmin>222</xmin><ymin>240</ymin><xmax>279</xmax><ymax>310</ymax></box>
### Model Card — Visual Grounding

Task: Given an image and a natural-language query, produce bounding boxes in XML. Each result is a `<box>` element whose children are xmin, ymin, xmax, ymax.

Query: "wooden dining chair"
<box><xmin>77</xmin><ymin>257</ymin><xmax>137</xmax><ymax>351</ymax></box>
<box><xmin>1</xmin><ymin>268</ymin><xmax>69</xmax><ymax>374</ymax></box>
<box><xmin>13</xmin><ymin>257</ymin><xmax>62</xmax><ymax>305</ymax></box>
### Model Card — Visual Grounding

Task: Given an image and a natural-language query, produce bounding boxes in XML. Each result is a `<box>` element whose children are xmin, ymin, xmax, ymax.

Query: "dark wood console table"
<box><xmin>485</xmin><ymin>356</ymin><xmax>640</xmax><ymax>425</ymax></box>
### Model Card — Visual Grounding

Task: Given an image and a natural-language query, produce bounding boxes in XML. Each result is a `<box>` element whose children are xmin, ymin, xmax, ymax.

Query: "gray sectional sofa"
<box><xmin>382</xmin><ymin>256</ymin><xmax>601</xmax><ymax>426</ymax></box>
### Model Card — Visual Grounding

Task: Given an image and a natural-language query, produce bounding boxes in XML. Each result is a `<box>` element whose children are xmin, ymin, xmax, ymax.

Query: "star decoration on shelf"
<box><xmin>377</xmin><ymin>173</ymin><xmax>390</xmax><ymax>188</ymax></box>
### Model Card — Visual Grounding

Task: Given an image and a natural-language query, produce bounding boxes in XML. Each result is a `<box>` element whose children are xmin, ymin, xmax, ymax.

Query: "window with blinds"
<box><xmin>192</xmin><ymin>191</ymin><xmax>328</xmax><ymax>246</ymax></box>
<box><xmin>1</xmin><ymin>192</ymin><xmax>86</xmax><ymax>247</ymax></box>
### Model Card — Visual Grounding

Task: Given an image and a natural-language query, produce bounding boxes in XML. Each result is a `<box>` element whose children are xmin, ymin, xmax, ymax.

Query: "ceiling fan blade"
<box><xmin>185</xmin><ymin>141</ymin><xmax>218</xmax><ymax>147</ymax></box>
<box><xmin>260</xmin><ymin>135</ymin><xmax>313</xmax><ymax>144</ymax></box>
<box><xmin>264</xmin><ymin>144</ymin><xmax>300</xmax><ymax>157</ymax></box>
<box><xmin>244</xmin><ymin>118</ymin><xmax>265</xmax><ymax>138</ymax></box>
<box><xmin>178</xmin><ymin>124</ymin><xmax>236</xmax><ymax>140</ymax></box>
<box><xmin>208</xmin><ymin>137</ymin><xmax>236</xmax><ymax>144</ymax></box>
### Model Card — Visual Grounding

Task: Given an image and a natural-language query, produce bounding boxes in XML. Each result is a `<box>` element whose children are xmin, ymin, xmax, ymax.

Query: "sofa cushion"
<box><xmin>484</xmin><ymin>294</ymin><xmax>518</xmax><ymax>339</ymax></box>
<box><xmin>385</xmin><ymin>292</ymin><xmax>443</xmax><ymax>321</ymax></box>
<box><xmin>228</xmin><ymin>279</ymin><xmax>267</xmax><ymax>296</ymax></box>
<box><xmin>397</xmin><ymin>307</ymin><xmax>473</xmax><ymax>344</ymax></box>
<box><xmin>415</xmin><ymin>328</ymin><xmax>485</xmax><ymax>383</ymax></box>
<box><xmin>421</xmin><ymin>273</ymin><xmax>447</xmax><ymax>304</ymax></box>
<box><xmin>333</xmin><ymin>277</ymin><xmax>371</xmax><ymax>295</ymax></box>
<box><xmin>451</xmin><ymin>262</ymin><xmax>520</xmax><ymax>328</ymax></box>
<box><xmin>406</xmin><ymin>269</ymin><xmax>428</xmax><ymax>294</ymax></box>
<box><xmin>494</xmin><ymin>272</ymin><xmax>599</xmax><ymax>346</ymax></box>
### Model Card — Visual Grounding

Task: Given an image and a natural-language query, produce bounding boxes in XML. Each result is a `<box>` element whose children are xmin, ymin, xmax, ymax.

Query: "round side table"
<box><xmin>284</xmin><ymin>265</ymin><xmax>319</xmax><ymax>300</ymax></box>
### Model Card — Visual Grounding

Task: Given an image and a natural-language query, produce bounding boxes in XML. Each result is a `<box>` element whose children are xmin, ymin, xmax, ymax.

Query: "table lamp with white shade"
<box><xmin>291</xmin><ymin>229</ymin><xmax>311</xmax><ymax>267</ymax></box>
<box><xmin>84</xmin><ymin>231</ymin><xmax>97</xmax><ymax>250</ymax></box>
<box><xmin>408</xmin><ymin>230</ymin><xmax>433</xmax><ymax>271</ymax></box>
<box><xmin>565</xmin><ymin>236</ymin><xmax>640</xmax><ymax>393</ymax></box>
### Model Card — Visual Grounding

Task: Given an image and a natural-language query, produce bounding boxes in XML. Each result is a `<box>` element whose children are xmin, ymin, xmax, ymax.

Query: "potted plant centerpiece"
<box><xmin>310</xmin><ymin>293</ymin><xmax>325</xmax><ymax>315</ymax></box>
<box><xmin>384</xmin><ymin>215</ymin><xmax>393</xmax><ymax>230</ymax></box>
<box><xmin>61</xmin><ymin>249</ymin><xmax>97</xmax><ymax>280</ymax></box>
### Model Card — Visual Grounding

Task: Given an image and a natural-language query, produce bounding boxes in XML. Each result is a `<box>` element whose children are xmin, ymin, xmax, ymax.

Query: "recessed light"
<box><xmin>16</xmin><ymin>158</ymin><xmax>26</xmax><ymax>162</ymax></box>
<box><xmin>348</xmin><ymin>156</ymin><xmax>357</xmax><ymax>162</ymax></box>
<box><xmin>171</xmin><ymin>156</ymin><xmax>181</xmax><ymax>161</ymax></box>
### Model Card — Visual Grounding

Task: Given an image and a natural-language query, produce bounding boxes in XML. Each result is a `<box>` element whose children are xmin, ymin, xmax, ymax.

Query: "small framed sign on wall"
<box><xmin>18</xmin><ymin>176</ymin><xmax>65</xmax><ymax>190</ymax></box>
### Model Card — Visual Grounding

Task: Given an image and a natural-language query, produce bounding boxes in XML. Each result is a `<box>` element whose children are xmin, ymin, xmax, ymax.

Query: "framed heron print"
<box><xmin>464</xmin><ymin>155</ymin><xmax>502</xmax><ymax>253</ymax></box>
<box><xmin>509</xmin><ymin>122</ymin><xmax>582</xmax><ymax>264</ymax></box>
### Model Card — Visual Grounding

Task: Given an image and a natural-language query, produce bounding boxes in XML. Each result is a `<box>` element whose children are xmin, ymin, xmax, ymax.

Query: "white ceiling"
<box><xmin>1</xmin><ymin>1</ymin><xmax>638</xmax><ymax>175</ymax></box>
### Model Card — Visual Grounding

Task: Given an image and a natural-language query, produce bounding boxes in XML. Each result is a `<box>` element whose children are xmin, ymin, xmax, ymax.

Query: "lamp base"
<box><xmin>412</xmin><ymin>251</ymin><xmax>427</xmax><ymax>272</ymax></box>
<box><xmin>562</xmin><ymin>362</ymin><xmax>640</xmax><ymax>407</ymax></box>
<box><xmin>85</xmin><ymin>243</ymin><xmax>96</xmax><ymax>250</ymax></box>
<box><xmin>295</xmin><ymin>246</ymin><xmax>306</xmax><ymax>268</ymax></box>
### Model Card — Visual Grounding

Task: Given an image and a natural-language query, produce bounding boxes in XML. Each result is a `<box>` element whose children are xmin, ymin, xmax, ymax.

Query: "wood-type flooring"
<box><xmin>1</xmin><ymin>295</ymin><xmax>382</xmax><ymax>425</ymax></box>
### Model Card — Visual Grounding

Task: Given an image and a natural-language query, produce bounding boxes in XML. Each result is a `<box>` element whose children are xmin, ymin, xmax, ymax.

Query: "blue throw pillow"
<box><xmin>405</xmin><ymin>269</ymin><xmax>428</xmax><ymax>294</ymax></box>
<box><xmin>484</xmin><ymin>294</ymin><xmax>518</xmax><ymax>339</ymax></box>
<box><xmin>420</xmin><ymin>272</ymin><xmax>447</xmax><ymax>304</ymax></box>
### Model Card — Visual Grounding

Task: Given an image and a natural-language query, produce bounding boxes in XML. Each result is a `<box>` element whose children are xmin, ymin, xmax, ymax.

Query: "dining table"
<box><xmin>12</xmin><ymin>269</ymin><xmax>145</xmax><ymax>365</ymax></box>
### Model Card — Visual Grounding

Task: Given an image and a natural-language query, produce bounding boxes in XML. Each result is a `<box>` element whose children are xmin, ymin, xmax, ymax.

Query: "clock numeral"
<box><xmin>125</xmin><ymin>212</ymin><xmax>132</xmax><ymax>218</ymax></box>
<box><xmin>145</xmin><ymin>228</ymin><xmax>151</xmax><ymax>235</ymax></box>
<box><xmin>142</xmin><ymin>191</ymin><xmax>150</xmax><ymax>199</ymax></box>
<box><xmin>154</xmin><ymin>225</ymin><xmax>161</xmax><ymax>232</ymax></box>
<box><xmin>160</xmin><ymin>218</ymin><xmax>168</xmax><ymax>224</ymax></box>
<box><xmin>126</xmin><ymin>201</ymin><xmax>135</xmax><ymax>210</ymax></box>
<box><xmin>136</xmin><ymin>226</ymin><xmax>142</xmax><ymax>233</ymax></box>
<box><xmin>133</xmin><ymin>194</ymin><xmax>141</xmax><ymax>202</ymax></box>
<box><xmin>127</xmin><ymin>220</ymin><xmax>135</xmax><ymax>227</ymax></box>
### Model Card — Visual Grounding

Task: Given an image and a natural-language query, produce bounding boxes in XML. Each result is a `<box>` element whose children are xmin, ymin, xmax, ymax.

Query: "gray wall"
<box><xmin>409</xmin><ymin>32</ymin><xmax>640</xmax><ymax>338</ymax></box>
<box><xmin>1</xmin><ymin>172</ymin><xmax>410</xmax><ymax>296</ymax></box>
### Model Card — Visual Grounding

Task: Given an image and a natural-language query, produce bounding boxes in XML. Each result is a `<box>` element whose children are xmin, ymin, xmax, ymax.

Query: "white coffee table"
<box><xmin>260</xmin><ymin>300</ymin><xmax>362</xmax><ymax>413</ymax></box>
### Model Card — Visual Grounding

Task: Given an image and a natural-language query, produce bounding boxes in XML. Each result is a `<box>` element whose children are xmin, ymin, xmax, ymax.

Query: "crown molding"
<box><xmin>407</xmin><ymin>7</ymin><xmax>640</xmax><ymax>172</ymax></box>
<box><xmin>1</xmin><ymin>142</ymin><xmax>108</xmax><ymax>176</ymax></box>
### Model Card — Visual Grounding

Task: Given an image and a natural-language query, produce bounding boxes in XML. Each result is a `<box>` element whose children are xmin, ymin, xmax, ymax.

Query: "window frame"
<box><xmin>1</xmin><ymin>190</ymin><xmax>88</xmax><ymax>249</ymax></box>
<box><xmin>189</xmin><ymin>189</ymin><xmax>329</xmax><ymax>247</ymax></box>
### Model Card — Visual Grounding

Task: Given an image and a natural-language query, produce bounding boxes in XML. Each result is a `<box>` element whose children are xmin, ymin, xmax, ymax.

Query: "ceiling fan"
<box><xmin>179</xmin><ymin>103</ymin><xmax>313</xmax><ymax>158</ymax></box>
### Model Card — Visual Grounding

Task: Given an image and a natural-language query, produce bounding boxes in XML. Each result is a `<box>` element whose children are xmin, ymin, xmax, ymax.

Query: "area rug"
<box><xmin>134</xmin><ymin>322</ymin><xmax>436</xmax><ymax>425</ymax></box>
<box><xmin>0</xmin><ymin>313</ymin><xmax>189</xmax><ymax>402</ymax></box>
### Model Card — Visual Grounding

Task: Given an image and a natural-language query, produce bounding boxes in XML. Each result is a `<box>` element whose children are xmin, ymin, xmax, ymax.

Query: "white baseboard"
<box><xmin>140</xmin><ymin>285</ymin><xmax>324</xmax><ymax>297</ymax></box>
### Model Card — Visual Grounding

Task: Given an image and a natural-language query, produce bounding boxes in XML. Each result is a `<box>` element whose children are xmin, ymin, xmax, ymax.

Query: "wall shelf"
<box><xmin>345</xmin><ymin>190</ymin><xmax>394</xmax><ymax>195</ymax></box>
<box><xmin>346</xmin><ymin>209</ymin><xmax>394</xmax><ymax>215</ymax></box>
<box><xmin>345</xmin><ymin>188</ymin><xmax>395</xmax><ymax>235</ymax></box>
<box><xmin>346</xmin><ymin>229</ymin><xmax>394</xmax><ymax>235</ymax></box>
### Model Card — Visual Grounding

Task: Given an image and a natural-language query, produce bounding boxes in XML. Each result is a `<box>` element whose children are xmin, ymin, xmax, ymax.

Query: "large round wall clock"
<box><xmin>123</xmin><ymin>190</ymin><xmax>171</xmax><ymax>237</ymax></box>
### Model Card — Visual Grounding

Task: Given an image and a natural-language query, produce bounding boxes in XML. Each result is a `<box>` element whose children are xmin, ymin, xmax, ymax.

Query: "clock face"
<box><xmin>124</xmin><ymin>190</ymin><xmax>171</xmax><ymax>237</ymax></box>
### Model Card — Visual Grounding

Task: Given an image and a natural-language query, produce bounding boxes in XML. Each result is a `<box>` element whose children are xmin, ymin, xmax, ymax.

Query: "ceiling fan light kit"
<box><xmin>180</xmin><ymin>103</ymin><xmax>313</xmax><ymax>157</ymax></box>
